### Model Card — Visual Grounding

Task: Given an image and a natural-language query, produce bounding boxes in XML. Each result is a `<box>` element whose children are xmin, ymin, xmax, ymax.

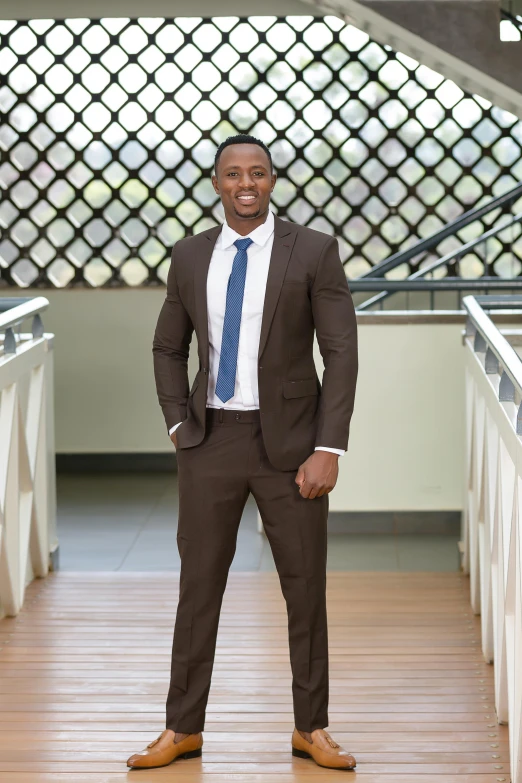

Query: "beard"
<box><xmin>232</xmin><ymin>204</ymin><xmax>261</xmax><ymax>219</ymax></box>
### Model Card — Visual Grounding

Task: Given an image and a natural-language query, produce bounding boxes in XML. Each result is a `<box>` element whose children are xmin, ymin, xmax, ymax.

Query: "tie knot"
<box><xmin>234</xmin><ymin>237</ymin><xmax>253</xmax><ymax>252</ymax></box>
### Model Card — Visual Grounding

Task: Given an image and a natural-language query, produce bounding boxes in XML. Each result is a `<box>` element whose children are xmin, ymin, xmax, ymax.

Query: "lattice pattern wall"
<box><xmin>1</xmin><ymin>15</ymin><xmax>522</xmax><ymax>288</ymax></box>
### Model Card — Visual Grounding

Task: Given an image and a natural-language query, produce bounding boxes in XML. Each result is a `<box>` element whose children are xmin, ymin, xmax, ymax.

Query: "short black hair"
<box><xmin>214</xmin><ymin>134</ymin><xmax>273</xmax><ymax>173</ymax></box>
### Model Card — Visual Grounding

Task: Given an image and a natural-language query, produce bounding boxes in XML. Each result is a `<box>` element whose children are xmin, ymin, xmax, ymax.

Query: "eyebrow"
<box><xmin>222</xmin><ymin>164</ymin><xmax>268</xmax><ymax>170</ymax></box>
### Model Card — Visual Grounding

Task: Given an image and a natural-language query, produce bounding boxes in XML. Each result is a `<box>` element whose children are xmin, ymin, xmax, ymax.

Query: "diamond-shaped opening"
<box><xmin>9</xmin><ymin>64</ymin><xmax>37</xmax><ymax>94</ymax></box>
<box><xmin>84</xmin><ymin>217</ymin><xmax>112</xmax><ymax>247</ymax></box>
<box><xmin>453</xmin><ymin>98</ymin><xmax>483</xmax><ymax>129</ymax></box>
<box><xmin>362</xmin><ymin>196</ymin><xmax>389</xmax><ymax>226</ymax></box>
<box><xmin>47</xmin><ymin>257</ymin><xmax>76</xmax><ymax>286</ymax></box>
<box><xmin>11</xmin><ymin>258</ymin><xmax>39</xmax><ymax>286</ymax></box>
<box><xmin>11</xmin><ymin>180</ymin><xmax>39</xmax><ymax>209</ymax></box>
<box><xmin>102</xmin><ymin>237</ymin><xmax>130</xmax><ymax>266</ymax></box>
<box><xmin>360</xmin><ymin>117</ymin><xmax>388</xmax><ymax>149</ymax></box>
<box><xmin>381</xmin><ymin>215</ymin><xmax>409</xmax><ymax>244</ymax></box>
<box><xmin>175</xmin><ymin>44</ymin><xmax>203</xmax><ymax>73</ymax></box>
<box><xmin>363</xmin><ymin>235</ymin><xmax>390</xmax><ymax>263</ymax></box>
<box><xmin>66</xmin><ymin>237</ymin><xmax>91</xmax><ymax>266</ymax></box>
<box><xmin>175</xmin><ymin>198</ymin><xmax>203</xmax><ymax>227</ymax></box>
<box><xmin>358</xmin><ymin>42</ymin><xmax>387</xmax><ymax>70</ymax></box>
<box><xmin>472</xmin><ymin>157</ymin><xmax>501</xmax><ymax>186</ymax></box>
<box><xmin>0</xmin><ymin>200</ymin><xmax>19</xmax><ymax>229</ymax></box>
<box><xmin>458</xmin><ymin>253</ymin><xmax>484</xmax><ymax>278</ymax></box>
<box><xmin>119</xmin><ymin>179</ymin><xmax>149</xmax><ymax>208</ymax></box>
<box><xmin>192</xmin><ymin>101</ymin><xmax>221</xmax><ymax>132</ymax></box>
<box><xmin>435</xmin><ymin>159</ymin><xmax>462</xmax><ymax>187</ymax></box>
<box><xmin>266</xmin><ymin>61</ymin><xmax>295</xmax><ymax>92</ymax></box>
<box><xmin>139</xmin><ymin>236</ymin><xmax>164</xmax><ymax>266</ymax></box>
<box><xmin>11</xmin><ymin>217</ymin><xmax>38</xmax><ymax>246</ymax></box>
<box><xmin>286</xmin><ymin>197</ymin><xmax>315</xmax><ymax>224</ymax></box>
<box><xmin>157</xmin><ymin>217</ymin><xmax>185</xmax><ymax>245</ymax></box>
<box><xmin>66</xmin><ymin>200</ymin><xmax>92</xmax><ymax>228</ymax></box>
<box><xmin>83</xmin><ymin>181</ymin><xmax>112</xmax><ymax>211</ymax></box>
<box><xmin>83</xmin><ymin>257</ymin><xmax>112</xmax><ymax>286</ymax></box>
<box><xmin>494</xmin><ymin>252</ymin><xmax>522</xmax><ymax>278</ymax></box>
<box><xmin>30</xmin><ymin>199</ymin><xmax>56</xmax><ymax>227</ymax></box>
<box><xmin>416</xmin><ymin>176</ymin><xmax>445</xmax><ymax>206</ymax></box>
<box><xmin>30</xmin><ymin>237</ymin><xmax>56</xmax><ymax>265</ymax></box>
<box><xmin>344</xmin><ymin>216</ymin><xmax>372</xmax><ymax>244</ymax></box>
<box><xmin>324</xmin><ymin>196</ymin><xmax>351</xmax><ymax>225</ymax></box>
<box><xmin>156</xmin><ymin>24</ymin><xmax>185</xmax><ymax>55</ymax></box>
<box><xmin>139</xmin><ymin>160</ymin><xmax>165</xmax><ymax>189</ymax></box>
<box><xmin>341</xmin><ymin>177</ymin><xmax>370</xmax><ymax>206</ymax></box>
<box><xmin>266</xmin><ymin>101</ymin><xmax>294</xmax><ymax>131</ymax></box>
<box><xmin>47</xmin><ymin>217</ymin><xmax>75</xmax><ymax>247</ymax></box>
<box><xmin>139</xmin><ymin>45</ymin><xmax>165</xmax><ymax>74</ymax></box>
<box><xmin>454</xmin><ymin>175</ymin><xmax>483</xmax><ymax>205</ymax></box>
<box><xmin>304</xmin><ymin>178</ymin><xmax>333</xmax><ymax>208</ymax></box>
<box><xmin>119</xmin><ymin>258</ymin><xmax>149</xmax><ymax>286</ymax></box>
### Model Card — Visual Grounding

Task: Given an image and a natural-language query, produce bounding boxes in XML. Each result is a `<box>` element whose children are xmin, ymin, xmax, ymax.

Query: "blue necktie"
<box><xmin>215</xmin><ymin>237</ymin><xmax>254</xmax><ymax>403</ymax></box>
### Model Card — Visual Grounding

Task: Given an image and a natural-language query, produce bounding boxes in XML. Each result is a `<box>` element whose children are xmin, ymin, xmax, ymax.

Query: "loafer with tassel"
<box><xmin>292</xmin><ymin>728</ymin><xmax>356</xmax><ymax>770</ymax></box>
<box><xmin>127</xmin><ymin>730</ymin><xmax>203</xmax><ymax>769</ymax></box>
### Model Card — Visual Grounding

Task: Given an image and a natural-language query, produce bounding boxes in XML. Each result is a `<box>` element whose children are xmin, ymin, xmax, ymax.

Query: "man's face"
<box><xmin>212</xmin><ymin>144</ymin><xmax>276</xmax><ymax>222</ymax></box>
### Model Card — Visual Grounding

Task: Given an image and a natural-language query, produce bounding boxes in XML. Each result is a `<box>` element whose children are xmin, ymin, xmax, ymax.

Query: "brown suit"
<box><xmin>153</xmin><ymin>215</ymin><xmax>358</xmax><ymax>471</ymax></box>
<box><xmin>153</xmin><ymin>214</ymin><xmax>358</xmax><ymax>734</ymax></box>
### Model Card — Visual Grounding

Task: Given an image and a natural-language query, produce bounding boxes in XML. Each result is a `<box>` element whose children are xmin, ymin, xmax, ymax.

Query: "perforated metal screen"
<box><xmin>1</xmin><ymin>15</ymin><xmax>522</xmax><ymax>288</ymax></box>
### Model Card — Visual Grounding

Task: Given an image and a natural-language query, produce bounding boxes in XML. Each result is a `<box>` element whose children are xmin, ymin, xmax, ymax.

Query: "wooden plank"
<box><xmin>0</xmin><ymin>572</ymin><xmax>508</xmax><ymax>782</ymax></box>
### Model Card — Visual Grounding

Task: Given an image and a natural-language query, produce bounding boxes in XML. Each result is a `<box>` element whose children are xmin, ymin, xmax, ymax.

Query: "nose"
<box><xmin>237</xmin><ymin>171</ymin><xmax>256</xmax><ymax>189</ymax></box>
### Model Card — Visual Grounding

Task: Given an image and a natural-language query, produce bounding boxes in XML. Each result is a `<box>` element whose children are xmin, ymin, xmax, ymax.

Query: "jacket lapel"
<box><xmin>258</xmin><ymin>215</ymin><xmax>297</xmax><ymax>360</ymax></box>
<box><xmin>194</xmin><ymin>224</ymin><xmax>222</xmax><ymax>368</ymax></box>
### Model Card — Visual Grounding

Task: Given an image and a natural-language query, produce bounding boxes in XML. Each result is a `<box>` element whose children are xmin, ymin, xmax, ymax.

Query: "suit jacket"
<box><xmin>152</xmin><ymin>214</ymin><xmax>358</xmax><ymax>471</ymax></box>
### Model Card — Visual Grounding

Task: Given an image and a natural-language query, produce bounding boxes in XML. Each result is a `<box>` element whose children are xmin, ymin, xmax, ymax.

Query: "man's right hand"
<box><xmin>170</xmin><ymin>432</ymin><xmax>178</xmax><ymax>449</ymax></box>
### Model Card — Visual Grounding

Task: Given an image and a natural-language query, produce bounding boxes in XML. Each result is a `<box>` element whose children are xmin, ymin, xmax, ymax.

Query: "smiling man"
<box><xmin>127</xmin><ymin>135</ymin><xmax>358</xmax><ymax>771</ymax></box>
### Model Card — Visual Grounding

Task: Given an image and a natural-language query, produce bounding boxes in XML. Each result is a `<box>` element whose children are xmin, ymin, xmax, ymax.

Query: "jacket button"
<box><xmin>259</xmin><ymin>365</ymin><xmax>263</xmax><ymax>370</ymax></box>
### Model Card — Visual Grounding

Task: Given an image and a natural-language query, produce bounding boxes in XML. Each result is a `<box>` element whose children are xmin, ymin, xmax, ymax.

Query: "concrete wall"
<box><xmin>0</xmin><ymin>0</ymin><xmax>314</xmax><ymax>18</ymax></box>
<box><xmin>1</xmin><ymin>290</ymin><xmax>466</xmax><ymax>512</ymax></box>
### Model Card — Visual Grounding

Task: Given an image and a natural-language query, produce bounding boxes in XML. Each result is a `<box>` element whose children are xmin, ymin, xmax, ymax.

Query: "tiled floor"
<box><xmin>57</xmin><ymin>473</ymin><xmax>461</xmax><ymax>572</ymax></box>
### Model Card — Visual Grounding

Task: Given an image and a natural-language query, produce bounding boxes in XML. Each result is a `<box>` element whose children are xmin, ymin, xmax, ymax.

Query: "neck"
<box><xmin>225</xmin><ymin>208</ymin><xmax>270</xmax><ymax>236</ymax></box>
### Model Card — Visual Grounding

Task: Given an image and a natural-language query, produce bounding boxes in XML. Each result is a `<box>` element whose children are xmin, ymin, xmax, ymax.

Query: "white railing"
<box><xmin>463</xmin><ymin>294</ymin><xmax>522</xmax><ymax>783</ymax></box>
<box><xmin>0</xmin><ymin>297</ymin><xmax>57</xmax><ymax>616</ymax></box>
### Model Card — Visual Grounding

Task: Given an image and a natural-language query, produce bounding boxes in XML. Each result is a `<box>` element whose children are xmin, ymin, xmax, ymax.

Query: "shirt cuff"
<box><xmin>315</xmin><ymin>446</ymin><xmax>345</xmax><ymax>457</ymax></box>
<box><xmin>168</xmin><ymin>421</ymin><xmax>183</xmax><ymax>436</ymax></box>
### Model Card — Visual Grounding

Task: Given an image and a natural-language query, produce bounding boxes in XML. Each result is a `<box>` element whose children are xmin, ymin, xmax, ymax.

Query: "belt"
<box><xmin>206</xmin><ymin>407</ymin><xmax>261</xmax><ymax>424</ymax></box>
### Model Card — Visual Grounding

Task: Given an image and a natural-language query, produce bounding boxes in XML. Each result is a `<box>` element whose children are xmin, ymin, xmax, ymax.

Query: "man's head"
<box><xmin>212</xmin><ymin>134</ymin><xmax>276</xmax><ymax>230</ymax></box>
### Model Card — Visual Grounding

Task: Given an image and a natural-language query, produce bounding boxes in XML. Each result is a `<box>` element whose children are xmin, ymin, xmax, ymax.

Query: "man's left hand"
<box><xmin>295</xmin><ymin>451</ymin><xmax>339</xmax><ymax>499</ymax></box>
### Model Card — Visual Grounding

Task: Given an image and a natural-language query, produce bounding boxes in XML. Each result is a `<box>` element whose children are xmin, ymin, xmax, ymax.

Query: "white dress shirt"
<box><xmin>169</xmin><ymin>211</ymin><xmax>344</xmax><ymax>457</ymax></box>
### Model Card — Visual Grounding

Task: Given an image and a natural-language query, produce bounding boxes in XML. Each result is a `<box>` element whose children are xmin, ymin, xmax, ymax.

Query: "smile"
<box><xmin>236</xmin><ymin>194</ymin><xmax>258</xmax><ymax>203</ymax></box>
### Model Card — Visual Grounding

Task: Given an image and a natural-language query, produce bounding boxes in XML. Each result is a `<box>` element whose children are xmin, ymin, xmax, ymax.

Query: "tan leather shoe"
<box><xmin>127</xmin><ymin>730</ymin><xmax>203</xmax><ymax>769</ymax></box>
<box><xmin>292</xmin><ymin>728</ymin><xmax>356</xmax><ymax>770</ymax></box>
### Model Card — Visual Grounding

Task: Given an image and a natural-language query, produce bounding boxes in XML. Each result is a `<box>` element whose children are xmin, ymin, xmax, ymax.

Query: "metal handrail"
<box><xmin>0</xmin><ymin>297</ymin><xmax>49</xmax><ymax>355</ymax></box>
<box><xmin>355</xmin><ymin>210</ymin><xmax>522</xmax><ymax>309</ymax></box>
<box><xmin>463</xmin><ymin>294</ymin><xmax>522</xmax><ymax>432</ymax></box>
<box><xmin>358</xmin><ymin>180</ymin><xmax>522</xmax><ymax>280</ymax></box>
<box><xmin>351</xmin><ymin>278</ymin><xmax>522</xmax><ymax>291</ymax></box>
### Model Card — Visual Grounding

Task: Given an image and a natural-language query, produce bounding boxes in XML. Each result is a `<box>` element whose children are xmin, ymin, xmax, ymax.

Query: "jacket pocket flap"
<box><xmin>282</xmin><ymin>378</ymin><xmax>318</xmax><ymax>399</ymax></box>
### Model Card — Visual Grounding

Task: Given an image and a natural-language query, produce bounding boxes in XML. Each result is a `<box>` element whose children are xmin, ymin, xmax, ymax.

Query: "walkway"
<box><xmin>0</xmin><ymin>571</ymin><xmax>508</xmax><ymax>782</ymax></box>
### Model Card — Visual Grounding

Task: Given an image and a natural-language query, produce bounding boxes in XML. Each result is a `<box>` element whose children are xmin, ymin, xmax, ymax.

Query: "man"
<box><xmin>127</xmin><ymin>134</ymin><xmax>358</xmax><ymax>771</ymax></box>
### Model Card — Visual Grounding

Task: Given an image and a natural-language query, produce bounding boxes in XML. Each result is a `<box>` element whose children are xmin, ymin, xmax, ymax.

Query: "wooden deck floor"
<box><xmin>0</xmin><ymin>572</ymin><xmax>509</xmax><ymax>782</ymax></box>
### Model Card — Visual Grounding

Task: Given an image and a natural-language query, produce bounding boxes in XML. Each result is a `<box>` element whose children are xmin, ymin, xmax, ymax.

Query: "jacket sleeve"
<box><xmin>311</xmin><ymin>237</ymin><xmax>358</xmax><ymax>452</ymax></box>
<box><xmin>152</xmin><ymin>243</ymin><xmax>194</xmax><ymax>432</ymax></box>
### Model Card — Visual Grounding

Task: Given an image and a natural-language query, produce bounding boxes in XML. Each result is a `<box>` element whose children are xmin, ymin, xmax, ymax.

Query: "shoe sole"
<box><xmin>292</xmin><ymin>746</ymin><xmax>356</xmax><ymax>770</ymax></box>
<box><xmin>127</xmin><ymin>747</ymin><xmax>202</xmax><ymax>769</ymax></box>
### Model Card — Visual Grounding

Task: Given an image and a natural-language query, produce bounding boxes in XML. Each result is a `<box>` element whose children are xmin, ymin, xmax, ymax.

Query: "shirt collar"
<box><xmin>220</xmin><ymin>210</ymin><xmax>275</xmax><ymax>250</ymax></box>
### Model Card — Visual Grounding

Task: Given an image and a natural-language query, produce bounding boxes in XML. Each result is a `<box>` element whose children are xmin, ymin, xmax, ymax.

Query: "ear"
<box><xmin>270</xmin><ymin>172</ymin><xmax>277</xmax><ymax>192</ymax></box>
<box><xmin>211</xmin><ymin>174</ymin><xmax>219</xmax><ymax>195</ymax></box>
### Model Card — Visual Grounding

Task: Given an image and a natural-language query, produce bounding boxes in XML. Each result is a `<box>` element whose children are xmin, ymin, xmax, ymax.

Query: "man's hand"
<box><xmin>295</xmin><ymin>451</ymin><xmax>339</xmax><ymax>499</ymax></box>
<box><xmin>170</xmin><ymin>432</ymin><xmax>178</xmax><ymax>449</ymax></box>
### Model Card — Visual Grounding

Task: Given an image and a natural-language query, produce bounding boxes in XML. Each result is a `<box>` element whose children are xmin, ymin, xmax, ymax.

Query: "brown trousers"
<box><xmin>166</xmin><ymin>407</ymin><xmax>329</xmax><ymax>734</ymax></box>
